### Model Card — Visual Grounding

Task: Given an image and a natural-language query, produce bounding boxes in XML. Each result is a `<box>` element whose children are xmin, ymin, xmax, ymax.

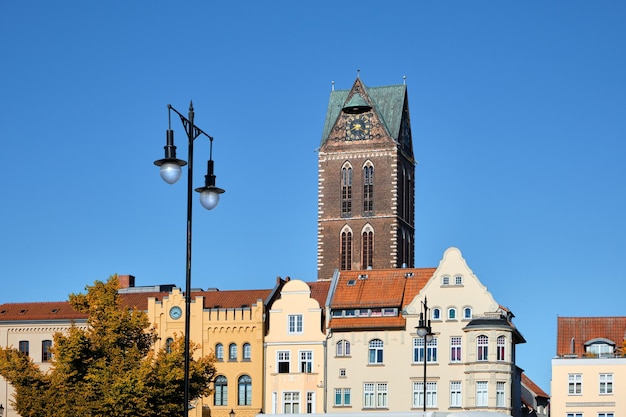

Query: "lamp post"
<box><xmin>154</xmin><ymin>102</ymin><xmax>225</xmax><ymax>417</ymax></box>
<box><xmin>415</xmin><ymin>296</ymin><xmax>433</xmax><ymax>413</ymax></box>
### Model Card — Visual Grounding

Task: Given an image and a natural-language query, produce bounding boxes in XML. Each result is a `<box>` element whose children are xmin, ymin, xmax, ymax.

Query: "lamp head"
<box><xmin>154</xmin><ymin>129</ymin><xmax>187</xmax><ymax>184</ymax></box>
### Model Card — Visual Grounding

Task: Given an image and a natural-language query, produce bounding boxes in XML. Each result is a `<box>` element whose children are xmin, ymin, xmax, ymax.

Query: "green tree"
<box><xmin>0</xmin><ymin>275</ymin><xmax>216</xmax><ymax>417</ymax></box>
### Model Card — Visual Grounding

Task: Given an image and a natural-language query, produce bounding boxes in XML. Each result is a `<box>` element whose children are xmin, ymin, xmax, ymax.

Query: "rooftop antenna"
<box><xmin>331</xmin><ymin>80</ymin><xmax>335</xmax><ymax>91</ymax></box>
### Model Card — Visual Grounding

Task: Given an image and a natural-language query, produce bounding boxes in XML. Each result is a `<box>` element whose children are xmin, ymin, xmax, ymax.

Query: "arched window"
<box><xmin>243</xmin><ymin>343</ymin><xmax>251</xmax><ymax>360</ymax></box>
<box><xmin>448</xmin><ymin>308</ymin><xmax>456</xmax><ymax>320</ymax></box>
<box><xmin>463</xmin><ymin>307</ymin><xmax>472</xmax><ymax>320</ymax></box>
<box><xmin>477</xmin><ymin>335</ymin><xmax>489</xmax><ymax>361</ymax></box>
<box><xmin>214</xmin><ymin>375</ymin><xmax>228</xmax><ymax>406</ymax></box>
<box><xmin>229</xmin><ymin>343</ymin><xmax>238</xmax><ymax>361</ymax></box>
<box><xmin>340</xmin><ymin>227</ymin><xmax>352</xmax><ymax>271</ymax></box>
<box><xmin>215</xmin><ymin>343</ymin><xmax>224</xmax><ymax>361</ymax></box>
<box><xmin>341</xmin><ymin>163</ymin><xmax>353</xmax><ymax>217</ymax></box>
<box><xmin>336</xmin><ymin>340</ymin><xmax>351</xmax><ymax>357</ymax></box>
<box><xmin>42</xmin><ymin>340</ymin><xmax>52</xmax><ymax>362</ymax></box>
<box><xmin>238</xmin><ymin>375</ymin><xmax>252</xmax><ymax>406</ymax></box>
<box><xmin>368</xmin><ymin>339</ymin><xmax>384</xmax><ymax>364</ymax></box>
<box><xmin>497</xmin><ymin>335</ymin><xmax>506</xmax><ymax>361</ymax></box>
<box><xmin>165</xmin><ymin>337</ymin><xmax>174</xmax><ymax>354</ymax></box>
<box><xmin>362</xmin><ymin>225</ymin><xmax>373</xmax><ymax>269</ymax></box>
<box><xmin>363</xmin><ymin>162</ymin><xmax>374</xmax><ymax>214</ymax></box>
<box><xmin>432</xmin><ymin>308</ymin><xmax>441</xmax><ymax>320</ymax></box>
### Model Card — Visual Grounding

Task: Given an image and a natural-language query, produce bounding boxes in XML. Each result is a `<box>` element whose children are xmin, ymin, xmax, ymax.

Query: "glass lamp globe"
<box><xmin>199</xmin><ymin>189</ymin><xmax>220</xmax><ymax>210</ymax></box>
<box><xmin>416</xmin><ymin>326</ymin><xmax>428</xmax><ymax>338</ymax></box>
<box><xmin>159</xmin><ymin>162</ymin><xmax>183</xmax><ymax>184</ymax></box>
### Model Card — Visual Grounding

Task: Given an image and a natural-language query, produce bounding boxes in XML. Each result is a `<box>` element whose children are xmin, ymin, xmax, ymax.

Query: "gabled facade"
<box><xmin>317</xmin><ymin>77</ymin><xmax>415</xmax><ymax>280</ymax></box>
<box><xmin>263</xmin><ymin>279</ymin><xmax>330</xmax><ymax>414</ymax></box>
<box><xmin>324</xmin><ymin>247</ymin><xmax>525</xmax><ymax>416</ymax></box>
<box><xmin>521</xmin><ymin>373</ymin><xmax>549</xmax><ymax>416</ymax></box>
<box><xmin>551</xmin><ymin>316</ymin><xmax>626</xmax><ymax>417</ymax></box>
<box><xmin>147</xmin><ymin>286</ymin><xmax>274</xmax><ymax>417</ymax></box>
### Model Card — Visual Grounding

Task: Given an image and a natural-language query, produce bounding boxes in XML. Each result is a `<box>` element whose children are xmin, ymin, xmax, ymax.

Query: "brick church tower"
<box><xmin>317</xmin><ymin>77</ymin><xmax>415</xmax><ymax>280</ymax></box>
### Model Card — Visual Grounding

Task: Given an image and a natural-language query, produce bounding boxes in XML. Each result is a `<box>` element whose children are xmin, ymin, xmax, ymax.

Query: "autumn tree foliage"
<box><xmin>0</xmin><ymin>275</ymin><xmax>216</xmax><ymax>417</ymax></box>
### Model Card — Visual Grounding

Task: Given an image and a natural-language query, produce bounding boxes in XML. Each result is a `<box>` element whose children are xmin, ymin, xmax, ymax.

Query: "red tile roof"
<box><xmin>308</xmin><ymin>280</ymin><xmax>332</xmax><ymax>307</ymax></box>
<box><xmin>194</xmin><ymin>289</ymin><xmax>271</xmax><ymax>309</ymax></box>
<box><xmin>556</xmin><ymin>316</ymin><xmax>626</xmax><ymax>357</ymax></box>
<box><xmin>0</xmin><ymin>301</ymin><xmax>87</xmax><ymax>321</ymax></box>
<box><xmin>330</xmin><ymin>316</ymin><xmax>406</xmax><ymax>330</ymax></box>
<box><xmin>330</xmin><ymin>268</ymin><xmax>434</xmax><ymax>309</ymax></box>
<box><xmin>521</xmin><ymin>373</ymin><xmax>549</xmax><ymax>398</ymax></box>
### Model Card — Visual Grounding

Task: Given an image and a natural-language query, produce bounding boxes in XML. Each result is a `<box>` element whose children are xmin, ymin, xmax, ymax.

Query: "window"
<box><xmin>283</xmin><ymin>391</ymin><xmax>300</xmax><ymax>414</ymax></box>
<box><xmin>586</xmin><ymin>341</ymin><xmax>614</xmax><ymax>357</ymax></box>
<box><xmin>442</xmin><ymin>276</ymin><xmax>450</xmax><ymax>285</ymax></box>
<box><xmin>450</xmin><ymin>381</ymin><xmax>462</xmax><ymax>407</ymax></box>
<box><xmin>341</xmin><ymin>164</ymin><xmax>352</xmax><ymax>217</ymax></box>
<box><xmin>413</xmin><ymin>337</ymin><xmax>438</xmax><ymax>363</ymax></box>
<box><xmin>363</xmin><ymin>383</ymin><xmax>387</xmax><ymax>408</ymax></box>
<box><xmin>598</xmin><ymin>413</ymin><xmax>614</xmax><ymax>417</ymax></box>
<box><xmin>496</xmin><ymin>381</ymin><xmax>505</xmax><ymax>407</ymax></box>
<box><xmin>214</xmin><ymin>375</ymin><xmax>228</xmax><ymax>406</ymax></box>
<box><xmin>432</xmin><ymin>308</ymin><xmax>441</xmax><ymax>320</ymax></box>
<box><xmin>454</xmin><ymin>275</ymin><xmax>463</xmax><ymax>285</ymax></box>
<box><xmin>568</xmin><ymin>374</ymin><xmax>582</xmax><ymax>395</ymax></box>
<box><xmin>165</xmin><ymin>337</ymin><xmax>174</xmax><ymax>354</ymax></box>
<box><xmin>477</xmin><ymin>335</ymin><xmax>488</xmax><ymax>361</ymax></box>
<box><xmin>361</xmin><ymin>227</ymin><xmax>373</xmax><ymax>269</ymax></box>
<box><xmin>306</xmin><ymin>392</ymin><xmax>315</xmax><ymax>413</ymax></box>
<box><xmin>450</xmin><ymin>336</ymin><xmax>462</xmax><ymax>363</ymax></box>
<box><xmin>339</xmin><ymin>368</ymin><xmax>346</xmax><ymax>377</ymax></box>
<box><xmin>336</xmin><ymin>340</ymin><xmax>351</xmax><ymax>357</ymax></box>
<box><xmin>42</xmin><ymin>340</ymin><xmax>52</xmax><ymax>362</ymax></box>
<box><xmin>599</xmin><ymin>373</ymin><xmax>613</xmax><ymax>394</ymax></box>
<box><xmin>18</xmin><ymin>340</ymin><xmax>29</xmax><ymax>356</ymax></box>
<box><xmin>497</xmin><ymin>336</ymin><xmax>506</xmax><ymax>361</ymax></box>
<box><xmin>216</xmin><ymin>343</ymin><xmax>224</xmax><ymax>361</ymax></box>
<box><xmin>238</xmin><ymin>375</ymin><xmax>252</xmax><ymax>405</ymax></box>
<box><xmin>363</xmin><ymin>163</ymin><xmax>374</xmax><ymax>214</ymax></box>
<box><xmin>463</xmin><ymin>307</ymin><xmax>472</xmax><ymax>319</ymax></box>
<box><xmin>334</xmin><ymin>388</ymin><xmax>351</xmax><ymax>406</ymax></box>
<box><xmin>243</xmin><ymin>343</ymin><xmax>251</xmax><ymax>360</ymax></box>
<box><xmin>277</xmin><ymin>351</ymin><xmax>290</xmax><ymax>373</ymax></box>
<box><xmin>300</xmin><ymin>351</ymin><xmax>313</xmax><ymax>373</ymax></box>
<box><xmin>448</xmin><ymin>308</ymin><xmax>456</xmax><ymax>320</ymax></box>
<box><xmin>476</xmin><ymin>381</ymin><xmax>488</xmax><ymax>407</ymax></box>
<box><xmin>229</xmin><ymin>343</ymin><xmax>238</xmax><ymax>361</ymax></box>
<box><xmin>368</xmin><ymin>339</ymin><xmax>384</xmax><ymax>364</ymax></box>
<box><xmin>566</xmin><ymin>414</ymin><xmax>583</xmax><ymax>417</ymax></box>
<box><xmin>413</xmin><ymin>382</ymin><xmax>437</xmax><ymax>409</ymax></box>
<box><xmin>340</xmin><ymin>228</ymin><xmax>352</xmax><ymax>270</ymax></box>
<box><xmin>288</xmin><ymin>314</ymin><xmax>303</xmax><ymax>334</ymax></box>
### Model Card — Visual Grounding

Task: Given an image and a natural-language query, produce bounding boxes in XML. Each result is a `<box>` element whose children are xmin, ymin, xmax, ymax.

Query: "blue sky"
<box><xmin>1</xmin><ymin>1</ymin><xmax>625</xmax><ymax>393</ymax></box>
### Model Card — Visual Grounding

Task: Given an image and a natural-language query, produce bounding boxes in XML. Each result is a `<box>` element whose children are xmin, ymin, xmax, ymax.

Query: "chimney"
<box><xmin>118</xmin><ymin>275</ymin><xmax>135</xmax><ymax>289</ymax></box>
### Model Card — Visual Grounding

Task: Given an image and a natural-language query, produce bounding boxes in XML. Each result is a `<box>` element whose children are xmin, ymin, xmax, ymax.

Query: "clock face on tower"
<box><xmin>346</xmin><ymin>115</ymin><xmax>371</xmax><ymax>140</ymax></box>
<box><xmin>169</xmin><ymin>306</ymin><xmax>182</xmax><ymax>320</ymax></box>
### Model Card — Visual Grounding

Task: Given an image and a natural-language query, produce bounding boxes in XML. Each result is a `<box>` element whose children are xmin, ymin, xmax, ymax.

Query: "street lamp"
<box><xmin>415</xmin><ymin>296</ymin><xmax>433</xmax><ymax>413</ymax></box>
<box><xmin>155</xmin><ymin>102</ymin><xmax>225</xmax><ymax>417</ymax></box>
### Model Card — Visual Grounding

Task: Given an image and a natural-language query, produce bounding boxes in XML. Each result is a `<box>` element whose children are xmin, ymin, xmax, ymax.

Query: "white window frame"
<box><xmin>413</xmin><ymin>381</ymin><xmax>437</xmax><ymax>409</ymax></box>
<box><xmin>477</xmin><ymin>335</ymin><xmax>488</xmax><ymax>361</ymax></box>
<box><xmin>283</xmin><ymin>391</ymin><xmax>300</xmax><ymax>414</ymax></box>
<box><xmin>450</xmin><ymin>336</ymin><xmax>462</xmax><ymax>363</ymax></box>
<box><xmin>568</xmin><ymin>373</ymin><xmax>582</xmax><ymax>395</ymax></box>
<box><xmin>450</xmin><ymin>381</ymin><xmax>462</xmax><ymax>408</ymax></box>
<box><xmin>299</xmin><ymin>350</ymin><xmax>313</xmax><ymax>373</ymax></box>
<box><xmin>306</xmin><ymin>391</ymin><xmax>315</xmax><ymax>413</ymax></box>
<box><xmin>288</xmin><ymin>314</ymin><xmax>303</xmax><ymax>334</ymax></box>
<box><xmin>363</xmin><ymin>383</ymin><xmax>387</xmax><ymax>408</ymax></box>
<box><xmin>476</xmin><ymin>381</ymin><xmax>488</xmax><ymax>407</ymax></box>
<box><xmin>496</xmin><ymin>381</ymin><xmax>505</xmax><ymax>407</ymax></box>
<box><xmin>448</xmin><ymin>308</ymin><xmax>456</xmax><ymax>320</ymax></box>
<box><xmin>368</xmin><ymin>339</ymin><xmax>384</xmax><ymax>364</ymax></box>
<box><xmin>277</xmin><ymin>350</ymin><xmax>290</xmax><ymax>373</ymax></box>
<box><xmin>336</xmin><ymin>340</ymin><xmax>351</xmax><ymax>357</ymax></box>
<box><xmin>334</xmin><ymin>388</ymin><xmax>351</xmax><ymax>406</ymax></box>
<box><xmin>599</xmin><ymin>373</ymin><xmax>613</xmax><ymax>394</ymax></box>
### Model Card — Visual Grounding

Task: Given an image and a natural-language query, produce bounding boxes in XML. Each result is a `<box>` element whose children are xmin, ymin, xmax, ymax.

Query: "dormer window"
<box><xmin>442</xmin><ymin>276</ymin><xmax>450</xmax><ymax>286</ymax></box>
<box><xmin>585</xmin><ymin>338</ymin><xmax>615</xmax><ymax>358</ymax></box>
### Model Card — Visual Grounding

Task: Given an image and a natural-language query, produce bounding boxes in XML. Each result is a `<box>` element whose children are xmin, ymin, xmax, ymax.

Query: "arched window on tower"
<box><xmin>341</xmin><ymin>226</ymin><xmax>353</xmax><ymax>271</ymax></box>
<box><xmin>341</xmin><ymin>163</ymin><xmax>353</xmax><ymax>217</ymax></box>
<box><xmin>363</xmin><ymin>162</ymin><xmax>374</xmax><ymax>214</ymax></box>
<box><xmin>362</xmin><ymin>225</ymin><xmax>373</xmax><ymax>269</ymax></box>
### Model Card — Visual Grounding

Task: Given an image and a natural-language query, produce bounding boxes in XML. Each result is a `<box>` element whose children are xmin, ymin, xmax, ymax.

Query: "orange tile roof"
<box><xmin>521</xmin><ymin>373</ymin><xmax>549</xmax><ymax>398</ymax></box>
<box><xmin>0</xmin><ymin>301</ymin><xmax>87</xmax><ymax>321</ymax></box>
<box><xmin>330</xmin><ymin>268</ymin><xmax>434</xmax><ymax>309</ymax></box>
<box><xmin>195</xmin><ymin>289</ymin><xmax>271</xmax><ymax>309</ymax></box>
<box><xmin>330</xmin><ymin>316</ymin><xmax>406</xmax><ymax>330</ymax></box>
<box><xmin>556</xmin><ymin>316</ymin><xmax>626</xmax><ymax>357</ymax></box>
<box><xmin>308</xmin><ymin>280</ymin><xmax>331</xmax><ymax>307</ymax></box>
